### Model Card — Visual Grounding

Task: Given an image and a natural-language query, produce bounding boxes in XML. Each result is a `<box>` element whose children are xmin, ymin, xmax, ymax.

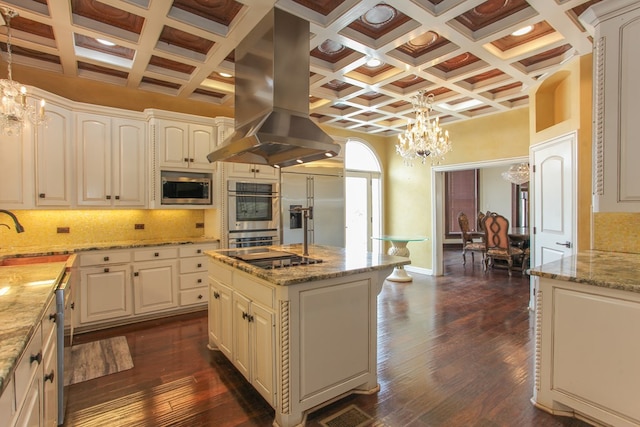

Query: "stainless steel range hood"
<box><xmin>207</xmin><ymin>8</ymin><xmax>341</xmax><ymax>168</ymax></box>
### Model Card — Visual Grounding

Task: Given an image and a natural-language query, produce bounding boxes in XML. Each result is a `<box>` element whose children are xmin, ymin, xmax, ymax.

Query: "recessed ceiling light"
<box><xmin>511</xmin><ymin>25</ymin><xmax>533</xmax><ymax>36</ymax></box>
<box><xmin>365</xmin><ymin>58</ymin><xmax>382</xmax><ymax>67</ymax></box>
<box><xmin>218</xmin><ymin>72</ymin><xmax>232</xmax><ymax>78</ymax></box>
<box><xmin>96</xmin><ymin>38</ymin><xmax>116</xmax><ymax>46</ymax></box>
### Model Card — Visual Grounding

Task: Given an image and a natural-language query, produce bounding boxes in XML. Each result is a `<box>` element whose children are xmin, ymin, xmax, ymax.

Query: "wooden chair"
<box><xmin>477</xmin><ymin>211</ymin><xmax>486</xmax><ymax>232</ymax></box>
<box><xmin>482</xmin><ymin>212</ymin><xmax>524</xmax><ymax>276</ymax></box>
<box><xmin>457</xmin><ymin>211</ymin><xmax>485</xmax><ymax>265</ymax></box>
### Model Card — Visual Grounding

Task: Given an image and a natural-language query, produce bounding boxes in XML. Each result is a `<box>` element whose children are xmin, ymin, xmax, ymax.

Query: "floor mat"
<box><xmin>320</xmin><ymin>405</ymin><xmax>373</xmax><ymax>427</ymax></box>
<box><xmin>65</xmin><ymin>336</ymin><xmax>134</xmax><ymax>385</ymax></box>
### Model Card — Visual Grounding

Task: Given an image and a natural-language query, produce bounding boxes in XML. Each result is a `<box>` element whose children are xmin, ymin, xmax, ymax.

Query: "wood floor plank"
<box><xmin>64</xmin><ymin>249</ymin><xmax>592</xmax><ymax>427</ymax></box>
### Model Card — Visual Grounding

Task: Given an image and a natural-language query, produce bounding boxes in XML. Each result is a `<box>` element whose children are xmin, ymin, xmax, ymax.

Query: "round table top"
<box><xmin>372</xmin><ymin>235</ymin><xmax>430</xmax><ymax>242</ymax></box>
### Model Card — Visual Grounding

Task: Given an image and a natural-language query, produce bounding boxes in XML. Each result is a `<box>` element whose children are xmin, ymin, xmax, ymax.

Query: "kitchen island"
<box><xmin>529</xmin><ymin>250</ymin><xmax>640</xmax><ymax>427</ymax></box>
<box><xmin>205</xmin><ymin>244</ymin><xmax>410</xmax><ymax>427</ymax></box>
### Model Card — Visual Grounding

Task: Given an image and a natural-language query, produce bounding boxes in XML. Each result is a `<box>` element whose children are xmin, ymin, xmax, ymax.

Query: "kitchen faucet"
<box><xmin>289</xmin><ymin>206</ymin><xmax>312</xmax><ymax>256</ymax></box>
<box><xmin>0</xmin><ymin>209</ymin><xmax>25</xmax><ymax>233</ymax></box>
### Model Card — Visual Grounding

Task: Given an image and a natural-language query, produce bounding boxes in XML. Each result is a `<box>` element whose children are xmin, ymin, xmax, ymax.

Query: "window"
<box><xmin>445</xmin><ymin>169</ymin><xmax>480</xmax><ymax>238</ymax></box>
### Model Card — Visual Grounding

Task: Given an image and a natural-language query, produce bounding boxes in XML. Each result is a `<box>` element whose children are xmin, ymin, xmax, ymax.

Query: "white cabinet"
<box><xmin>132</xmin><ymin>247</ymin><xmax>179</xmax><ymax>315</ymax></box>
<box><xmin>0</xmin><ymin>122</ymin><xmax>34</xmax><ymax>209</ymax></box>
<box><xmin>178</xmin><ymin>244</ymin><xmax>212</xmax><ymax>307</ymax></box>
<box><xmin>208</xmin><ymin>264</ymin><xmax>275</xmax><ymax>406</ymax></box>
<box><xmin>76</xmin><ymin>112</ymin><xmax>147</xmax><ymax>207</ymax></box>
<box><xmin>582</xmin><ymin>1</ymin><xmax>640</xmax><ymax>212</ymax></box>
<box><xmin>225</xmin><ymin>162</ymin><xmax>279</xmax><ymax>180</ymax></box>
<box><xmin>0</xmin><ymin>377</ymin><xmax>14</xmax><ymax>422</ymax></box>
<box><xmin>208</xmin><ymin>276</ymin><xmax>233</xmax><ymax>360</ymax></box>
<box><xmin>35</xmin><ymin>102</ymin><xmax>73</xmax><ymax>207</ymax></box>
<box><xmin>13</xmin><ymin>319</ymin><xmax>44</xmax><ymax>427</ymax></box>
<box><xmin>79</xmin><ymin>250</ymin><xmax>132</xmax><ymax>324</ymax></box>
<box><xmin>155</xmin><ymin>119</ymin><xmax>215</xmax><ymax>170</ymax></box>
<box><xmin>41</xmin><ymin>299</ymin><xmax>58</xmax><ymax>427</ymax></box>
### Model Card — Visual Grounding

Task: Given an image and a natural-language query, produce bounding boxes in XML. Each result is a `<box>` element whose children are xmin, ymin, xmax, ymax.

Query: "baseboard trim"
<box><xmin>405</xmin><ymin>265</ymin><xmax>433</xmax><ymax>276</ymax></box>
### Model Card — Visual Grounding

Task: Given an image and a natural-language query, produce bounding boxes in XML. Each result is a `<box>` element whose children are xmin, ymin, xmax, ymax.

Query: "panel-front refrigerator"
<box><xmin>281</xmin><ymin>171</ymin><xmax>345</xmax><ymax>247</ymax></box>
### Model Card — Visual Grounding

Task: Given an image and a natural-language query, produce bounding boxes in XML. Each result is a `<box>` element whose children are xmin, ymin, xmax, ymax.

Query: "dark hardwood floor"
<box><xmin>64</xmin><ymin>249</ymin><xmax>592</xmax><ymax>427</ymax></box>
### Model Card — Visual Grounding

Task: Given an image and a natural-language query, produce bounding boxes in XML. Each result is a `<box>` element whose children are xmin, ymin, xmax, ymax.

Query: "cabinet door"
<box><xmin>14</xmin><ymin>374</ymin><xmax>42</xmax><ymax>427</ymax></box>
<box><xmin>113</xmin><ymin>118</ymin><xmax>146</xmax><ymax>207</ymax></box>
<box><xmin>0</xmin><ymin>124</ymin><xmax>34</xmax><ymax>208</ymax></box>
<box><xmin>80</xmin><ymin>265</ymin><xmax>131</xmax><ymax>323</ymax></box>
<box><xmin>251</xmin><ymin>302</ymin><xmax>275</xmax><ymax>406</ymax></box>
<box><xmin>253</xmin><ymin>165</ymin><xmax>278</xmax><ymax>179</ymax></box>
<box><xmin>36</xmin><ymin>102</ymin><xmax>73</xmax><ymax>207</ymax></box>
<box><xmin>132</xmin><ymin>260</ymin><xmax>178</xmax><ymax>315</ymax></box>
<box><xmin>157</xmin><ymin>121</ymin><xmax>189</xmax><ymax>168</ymax></box>
<box><xmin>226</xmin><ymin>162</ymin><xmax>278</xmax><ymax>180</ymax></box>
<box><xmin>76</xmin><ymin>113</ymin><xmax>112</xmax><ymax>206</ymax></box>
<box><xmin>232</xmin><ymin>292</ymin><xmax>251</xmax><ymax>380</ymax></box>
<box><xmin>209</xmin><ymin>280</ymin><xmax>233</xmax><ymax>359</ymax></box>
<box><xmin>189</xmin><ymin>124</ymin><xmax>215</xmax><ymax>169</ymax></box>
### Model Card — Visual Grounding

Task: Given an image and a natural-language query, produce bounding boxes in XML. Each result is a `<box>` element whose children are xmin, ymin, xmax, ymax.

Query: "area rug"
<box><xmin>65</xmin><ymin>336</ymin><xmax>134</xmax><ymax>385</ymax></box>
<box><xmin>320</xmin><ymin>405</ymin><xmax>373</xmax><ymax>427</ymax></box>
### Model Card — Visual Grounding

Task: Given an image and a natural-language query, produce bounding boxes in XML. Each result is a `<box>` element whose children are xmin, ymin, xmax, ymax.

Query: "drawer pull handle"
<box><xmin>30</xmin><ymin>352</ymin><xmax>42</xmax><ymax>365</ymax></box>
<box><xmin>197</xmin><ymin>263</ymin><xmax>202</xmax><ymax>268</ymax></box>
<box><xmin>44</xmin><ymin>371</ymin><xmax>55</xmax><ymax>383</ymax></box>
<box><xmin>197</xmin><ymin>278</ymin><xmax>202</xmax><ymax>283</ymax></box>
<box><xmin>104</xmin><ymin>267</ymin><xmax>110</xmax><ymax>273</ymax></box>
<box><xmin>106</xmin><ymin>195</ymin><xmax>111</xmax><ymax>200</ymax></box>
<box><xmin>39</xmin><ymin>193</ymin><xmax>46</xmax><ymax>198</ymax></box>
<box><xmin>104</xmin><ymin>256</ymin><xmax>110</xmax><ymax>261</ymax></box>
<box><xmin>115</xmin><ymin>195</ymin><xmax>120</xmax><ymax>200</ymax></box>
<box><xmin>154</xmin><ymin>252</ymin><xmax>159</xmax><ymax>257</ymax></box>
<box><xmin>134</xmin><ymin>272</ymin><xmax>139</xmax><ymax>277</ymax></box>
<box><xmin>197</xmin><ymin>294</ymin><xmax>203</xmax><ymax>300</ymax></box>
<box><xmin>71</xmin><ymin>302</ymin><xmax>75</xmax><ymax>310</ymax></box>
<box><xmin>197</xmin><ymin>249</ymin><xmax>202</xmax><ymax>254</ymax></box>
<box><xmin>49</xmin><ymin>313</ymin><xmax>57</xmax><ymax>323</ymax></box>
<box><xmin>213</xmin><ymin>291</ymin><xmax>220</xmax><ymax>299</ymax></box>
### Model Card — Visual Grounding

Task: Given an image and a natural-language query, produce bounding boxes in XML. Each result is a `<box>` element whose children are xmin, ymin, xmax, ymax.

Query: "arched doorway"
<box><xmin>345</xmin><ymin>139</ymin><xmax>382</xmax><ymax>253</ymax></box>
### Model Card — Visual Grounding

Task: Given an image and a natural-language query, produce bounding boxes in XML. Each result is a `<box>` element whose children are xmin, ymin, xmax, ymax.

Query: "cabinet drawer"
<box><xmin>134</xmin><ymin>247</ymin><xmax>178</xmax><ymax>262</ymax></box>
<box><xmin>180</xmin><ymin>257</ymin><xmax>207</xmax><ymax>274</ymax></box>
<box><xmin>180</xmin><ymin>288</ymin><xmax>208</xmax><ymax>306</ymax></box>
<box><xmin>0</xmin><ymin>377</ymin><xmax>14</xmax><ymax>420</ymax></box>
<box><xmin>80</xmin><ymin>250</ymin><xmax>131</xmax><ymax>266</ymax></box>
<box><xmin>179</xmin><ymin>244</ymin><xmax>213</xmax><ymax>258</ymax></box>
<box><xmin>234</xmin><ymin>273</ymin><xmax>275</xmax><ymax>309</ymax></box>
<box><xmin>209</xmin><ymin>259</ymin><xmax>232</xmax><ymax>284</ymax></box>
<box><xmin>41</xmin><ymin>297</ymin><xmax>57</xmax><ymax>350</ymax></box>
<box><xmin>14</xmin><ymin>325</ymin><xmax>42</xmax><ymax>408</ymax></box>
<box><xmin>180</xmin><ymin>271</ymin><xmax>207</xmax><ymax>290</ymax></box>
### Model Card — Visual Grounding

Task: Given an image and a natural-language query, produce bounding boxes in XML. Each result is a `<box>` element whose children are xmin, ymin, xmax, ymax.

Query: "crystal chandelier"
<box><xmin>396</xmin><ymin>90</ymin><xmax>452</xmax><ymax>165</ymax></box>
<box><xmin>501</xmin><ymin>163</ymin><xmax>530</xmax><ymax>185</ymax></box>
<box><xmin>1</xmin><ymin>7</ymin><xmax>46</xmax><ymax>137</ymax></box>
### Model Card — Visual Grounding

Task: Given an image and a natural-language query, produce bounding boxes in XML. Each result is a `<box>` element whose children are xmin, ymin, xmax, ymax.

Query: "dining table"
<box><xmin>372</xmin><ymin>235</ymin><xmax>429</xmax><ymax>282</ymax></box>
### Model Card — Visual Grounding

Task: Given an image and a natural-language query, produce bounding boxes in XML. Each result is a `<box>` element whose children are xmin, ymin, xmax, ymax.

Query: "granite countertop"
<box><xmin>0</xmin><ymin>236</ymin><xmax>220</xmax><ymax>259</ymax></box>
<box><xmin>529</xmin><ymin>250</ymin><xmax>640</xmax><ymax>293</ymax></box>
<box><xmin>205</xmin><ymin>244</ymin><xmax>411</xmax><ymax>286</ymax></box>
<box><xmin>0</xmin><ymin>262</ymin><xmax>66</xmax><ymax>395</ymax></box>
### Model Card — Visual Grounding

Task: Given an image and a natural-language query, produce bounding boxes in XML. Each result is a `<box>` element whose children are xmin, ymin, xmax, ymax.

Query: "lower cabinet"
<box><xmin>77</xmin><ymin>243</ymin><xmax>216</xmax><ymax>330</ymax></box>
<box><xmin>208</xmin><ymin>278</ymin><xmax>233</xmax><ymax>360</ymax></box>
<box><xmin>2</xmin><ymin>297</ymin><xmax>57</xmax><ymax>427</ymax></box>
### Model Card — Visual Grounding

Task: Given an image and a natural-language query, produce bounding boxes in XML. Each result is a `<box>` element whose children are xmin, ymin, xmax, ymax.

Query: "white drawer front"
<box><xmin>179</xmin><ymin>244</ymin><xmax>211</xmax><ymax>258</ymax></box>
<box><xmin>134</xmin><ymin>247</ymin><xmax>178</xmax><ymax>262</ymax></box>
<box><xmin>80</xmin><ymin>251</ymin><xmax>131</xmax><ymax>266</ymax></box>
<box><xmin>180</xmin><ymin>257</ymin><xmax>207</xmax><ymax>274</ymax></box>
<box><xmin>180</xmin><ymin>271</ymin><xmax>208</xmax><ymax>290</ymax></box>
<box><xmin>180</xmin><ymin>289</ymin><xmax>208</xmax><ymax>306</ymax></box>
<box><xmin>14</xmin><ymin>325</ymin><xmax>42</xmax><ymax>407</ymax></box>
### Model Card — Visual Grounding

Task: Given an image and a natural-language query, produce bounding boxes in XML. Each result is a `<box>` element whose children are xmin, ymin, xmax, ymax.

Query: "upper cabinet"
<box><xmin>155</xmin><ymin>119</ymin><xmax>215</xmax><ymax>170</ymax></box>
<box><xmin>76</xmin><ymin>112</ymin><xmax>147</xmax><ymax>208</ymax></box>
<box><xmin>582</xmin><ymin>1</ymin><xmax>640</xmax><ymax>212</ymax></box>
<box><xmin>0</xmin><ymin>121</ymin><xmax>34</xmax><ymax>209</ymax></box>
<box><xmin>35</xmin><ymin>101</ymin><xmax>74</xmax><ymax>207</ymax></box>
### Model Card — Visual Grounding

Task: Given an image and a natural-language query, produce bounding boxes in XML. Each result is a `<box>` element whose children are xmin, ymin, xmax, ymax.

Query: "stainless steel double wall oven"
<box><xmin>227</xmin><ymin>180</ymin><xmax>280</xmax><ymax>248</ymax></box>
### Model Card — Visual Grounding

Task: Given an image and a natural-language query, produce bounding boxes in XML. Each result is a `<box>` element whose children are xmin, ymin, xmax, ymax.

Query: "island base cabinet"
<box><xmin>533</xmin><ymin>277</ymin><xmax>640</xmax><ymax>427</ymax></box>
<box><xmin>207</xmin><ymin>259</ymin><xmax>390</xmax><ymax>427</ymax></box>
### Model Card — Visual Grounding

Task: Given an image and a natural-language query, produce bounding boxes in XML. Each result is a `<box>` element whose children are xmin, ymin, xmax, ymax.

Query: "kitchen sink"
<box><xmin>0</xmin><ymin>254</ymin><xmax>71</xmax><ymax>267</ymax></box>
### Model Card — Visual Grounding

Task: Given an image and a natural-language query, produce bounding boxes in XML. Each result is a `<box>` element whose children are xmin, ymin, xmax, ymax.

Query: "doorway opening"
<box><xmin>344</xmin><ymin>139</ymin><xmax>382</xmax><ymax>254</ymax></box>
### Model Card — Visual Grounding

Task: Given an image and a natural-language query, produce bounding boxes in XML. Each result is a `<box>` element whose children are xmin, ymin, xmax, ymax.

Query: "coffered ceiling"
<box><xmin>0</xmin><ymin>0</ymin><xmax>600</xmax><ymax>136</ymax></box>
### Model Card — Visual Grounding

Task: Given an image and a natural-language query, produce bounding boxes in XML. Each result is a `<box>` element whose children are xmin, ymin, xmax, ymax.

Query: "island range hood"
<box><xmin>206</xmin><ymin>8</ymin><xmax>341</xmax><ymax>168</ymax></box>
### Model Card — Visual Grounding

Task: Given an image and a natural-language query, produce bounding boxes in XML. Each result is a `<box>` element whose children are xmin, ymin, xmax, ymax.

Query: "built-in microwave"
<box><xmin>161</xmin><ymin>171</ymin><xmax>212</xmax><ymax>205</ymax></box>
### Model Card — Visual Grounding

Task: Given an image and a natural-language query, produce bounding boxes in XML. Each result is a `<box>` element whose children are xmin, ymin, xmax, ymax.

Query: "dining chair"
<box><xmin>457</xmin><ymin>211</ymin><xmax>485</xmax><ymax>265</ymax></box>
<box><xmin>477</xmin><ymin>211</ymin><xmax>486</xmax><ymax>232</ymax></box>
<box><xmin>483</xmin><ymin>212</ymin><xmax>524</xmax><ymax>276</ymax></box>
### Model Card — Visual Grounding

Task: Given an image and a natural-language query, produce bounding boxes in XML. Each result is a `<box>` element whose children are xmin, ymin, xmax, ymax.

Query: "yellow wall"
<box><xmin>1</xmin><ymin>210</ymin><xmax>204</xmax><ymax>256</ymax></box>
<box><xmin>383</xmin><ymin>108</ymin><xmax>531</xmax><ymax>270</ymax></box>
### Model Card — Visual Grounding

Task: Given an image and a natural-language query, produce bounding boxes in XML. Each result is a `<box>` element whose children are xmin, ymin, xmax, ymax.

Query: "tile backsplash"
<box><xmin>593</xmin><ymin>212</ymin><xmax>640</xmax><ymax>254</ymax></box>
<box><xmin>0</xmin><ymin>209</ymin><xmax>205</xmax><ymax>251</ymax></box>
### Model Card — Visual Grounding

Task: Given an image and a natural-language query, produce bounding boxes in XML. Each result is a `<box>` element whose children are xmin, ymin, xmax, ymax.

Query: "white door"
<box><xmin>345</xmin><ymin>172</ymin><xmax>381</xmax><ymax>253</ymax></box>
<box><xmin>531</xmin><ymin>132</ymin><xmax>577</xmax><ymax>268</ymax></box>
